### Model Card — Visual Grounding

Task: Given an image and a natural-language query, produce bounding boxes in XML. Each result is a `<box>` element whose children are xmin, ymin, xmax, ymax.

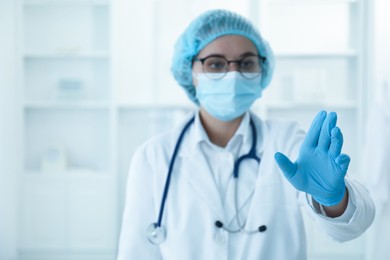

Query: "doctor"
<box><xmin>118</xmin><ymin>9</ymin><xmax>375</xmax><ymax>260</ymax></box>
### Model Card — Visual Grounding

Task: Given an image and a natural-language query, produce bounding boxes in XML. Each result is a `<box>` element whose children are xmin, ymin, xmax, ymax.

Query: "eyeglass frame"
<box><xmin>193</xmin><ymin>54</ymin><xmax>266</xmax><ymax>80</ymax></box>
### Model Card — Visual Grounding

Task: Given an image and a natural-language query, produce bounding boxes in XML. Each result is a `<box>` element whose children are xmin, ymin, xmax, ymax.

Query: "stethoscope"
<box><xmin>146</xmin><ymin>114</ymin><xmax>267</xmax><ymax>245</ymax></box>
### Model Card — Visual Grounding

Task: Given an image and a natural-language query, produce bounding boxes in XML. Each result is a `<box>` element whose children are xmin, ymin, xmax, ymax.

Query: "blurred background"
<box><xmin>0</xmin><ymin>0</ymin><xmax>389</xmax><ymax>259</ymax></box>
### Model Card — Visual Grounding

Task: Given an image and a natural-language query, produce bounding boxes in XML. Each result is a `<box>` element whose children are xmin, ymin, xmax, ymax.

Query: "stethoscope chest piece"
<box><xmin>146</xmin><ymin>223</ymin><xmax>166</xmax><ymax>245</ymax></box>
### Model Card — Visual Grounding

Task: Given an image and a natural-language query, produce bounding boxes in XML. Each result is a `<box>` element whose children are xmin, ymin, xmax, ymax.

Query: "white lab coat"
<box><xmin>118</xmin><ymin>111</ymin><xmax>375</xmax><ymax>260</ymax></box>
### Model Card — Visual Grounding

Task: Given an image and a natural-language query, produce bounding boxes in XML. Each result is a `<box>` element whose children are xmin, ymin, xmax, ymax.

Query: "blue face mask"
<box><xmin>195</xmin><ymin>71</ymin><xmax>262</xmax><ymax>121</ymax></box>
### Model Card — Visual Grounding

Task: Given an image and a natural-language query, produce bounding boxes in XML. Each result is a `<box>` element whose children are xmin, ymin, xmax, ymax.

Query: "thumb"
<box><xmin>274</xmin><ymin>152</ymin><xmax>297</xmax><ymax>179</ymax></box>
<box><xmin>336</xmin><ymin>153</ymin><xmax>350</xmax><ymax>173</ymax></box>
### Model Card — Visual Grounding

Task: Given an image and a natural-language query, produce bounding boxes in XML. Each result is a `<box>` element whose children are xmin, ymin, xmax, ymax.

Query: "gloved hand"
<box><xmin>274</xmin><ymin>111</ymin><xmax>350</xmax><ymax>206</ymax></box>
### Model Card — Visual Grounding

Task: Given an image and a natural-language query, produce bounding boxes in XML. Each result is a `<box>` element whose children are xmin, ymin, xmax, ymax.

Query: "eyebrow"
<box><xmin>198</xmin><ymin>51</ymin><xmax>259</xmax><ymax>60</ymax></box>
<box><xmin>238</xmin><ymin>51</ymin><xmax>259</xmax><ymax>57</ymax></box>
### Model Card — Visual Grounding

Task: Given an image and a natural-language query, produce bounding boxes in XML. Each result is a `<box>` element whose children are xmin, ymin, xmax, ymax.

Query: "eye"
<box><xmin>204</xmin><ymin>57</ymin><xmax>227</xmax><ymax>72</ymax></box>
<box><xmin>241</xmin><ymin>60</ymin><xmax>254</xmax><ymax>68</ymax></box>
<box><xmin>240</xmin><ymin>57</ymin><xmax>260</xmax><ymax>72</ymax></box>
<box><xmin>209</xmin><ymin>62</ymin><xmax>225</xmax><ymax>69</ymax></box>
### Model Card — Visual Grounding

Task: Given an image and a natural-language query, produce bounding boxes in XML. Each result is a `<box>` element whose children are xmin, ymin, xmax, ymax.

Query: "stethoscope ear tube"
<box><xmin>214</xmin><ymin>220</ymin><xmax>267</xmax><ymax>234</ymax></box>
<box><xmin>233</xmin><ymin>119</ymin><xmax>259</xmax><ymax>178</ymax></box>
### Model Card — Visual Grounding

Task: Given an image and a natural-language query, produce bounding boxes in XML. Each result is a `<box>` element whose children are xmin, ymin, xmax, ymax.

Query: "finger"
<box><xmin>302</xmin><ymin>110</ymin><xmax>327</xmax><ymax>148</ymax></box>
<box><xmin>318</xmin><ymin>112</ymin><xmax>337</xmax><ymax>152</ymax></box>
<box><xmin>336</xmin><ymin>153</ymin><xmax>350</xmax><ymax>173</ymax></box>
<box><xmin>329</xmin><ymin>127</ymin><xmax>343</xmax><ymax>158</ymax></box>
<box><xmin>274</xmin><ymin>152</ymin><xmax>297</xmax><ymax>179</ymax></box>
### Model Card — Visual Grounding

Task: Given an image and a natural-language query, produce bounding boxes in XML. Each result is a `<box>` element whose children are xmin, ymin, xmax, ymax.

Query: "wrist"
<box><xmin>322</xmin><ymin>188</ymin><xmax>349</xmax><ymax>218</ymax></box>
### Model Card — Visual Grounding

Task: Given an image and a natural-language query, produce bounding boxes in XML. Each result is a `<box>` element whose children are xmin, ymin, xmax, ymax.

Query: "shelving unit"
<box><xmin>23</xmin><ymin>100</ymin><xmax>110</xmax><ymax>109</ymax></box>
<box><xmin>253</xmin><ymin>0</ymin><xmax>369</xmax><ymax>259</ymax></box>
<box><xmin>256</xmin><ymin>0</ymin><xmax>364</xmax><ymax>170</ymax></box>
<box><xmin>18</xmin><ymin>0</ymin><xmax>116</xmax><ymax>259</ymax></box>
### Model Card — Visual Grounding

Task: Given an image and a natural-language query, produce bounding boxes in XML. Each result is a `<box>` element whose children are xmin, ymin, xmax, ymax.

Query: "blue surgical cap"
<box><xmin>171</xmin><ymin>9</ymin><xmax>275</xmax><ymax>104</ymax></box>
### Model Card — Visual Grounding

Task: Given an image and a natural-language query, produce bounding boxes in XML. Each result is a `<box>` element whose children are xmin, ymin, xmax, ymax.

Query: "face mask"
<box><xmin>195</xmin><ymin>71</ymin><xmax>262</xmax><ymax>122</ymax></box>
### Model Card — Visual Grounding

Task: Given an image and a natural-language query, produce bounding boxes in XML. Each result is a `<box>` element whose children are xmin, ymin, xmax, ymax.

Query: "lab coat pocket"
<box><xmin>247</xmin><ymin>163</ymin><xmax>298</xmax><ymax>217</ymax></box>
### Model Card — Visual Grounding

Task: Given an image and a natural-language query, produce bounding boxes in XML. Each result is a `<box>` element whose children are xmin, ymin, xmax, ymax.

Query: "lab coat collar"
<box><xmin>182</xmin><ymin>110</ymin><xmax>251</xmax><ymax>156</ymax></box>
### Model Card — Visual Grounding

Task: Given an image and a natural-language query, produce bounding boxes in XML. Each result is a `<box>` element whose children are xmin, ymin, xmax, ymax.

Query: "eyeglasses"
<box><xmin>193</xmin><ymin>54</ymin><xmax>265</xmax><ymax>80</ymax></box>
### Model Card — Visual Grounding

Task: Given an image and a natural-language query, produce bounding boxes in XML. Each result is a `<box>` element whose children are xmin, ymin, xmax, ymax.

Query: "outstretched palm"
<box><xmin>274</xmin><ymin>111</ymin><xmax>350</xmax><ymax>206</ymax></box>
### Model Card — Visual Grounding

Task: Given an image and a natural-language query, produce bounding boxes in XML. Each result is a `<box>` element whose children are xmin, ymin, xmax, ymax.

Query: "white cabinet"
<box><xmin>20</xmin><ymin>177</ymin><xmax>67</xmax><ymax>250</ymax></box>
<box><xmin>67</xmin><ymin>175</ymin><xmax>116</xmax><ymax>250</ymax></box>
<box><xmin>20</xmin><ymin>174</ymin><xmax>116</xmax><ymax>251</ymax></box>
<box><xmin>18</xmin><ymin>0</ymin><xmax>116</xmax><ymax>259</ymax></box>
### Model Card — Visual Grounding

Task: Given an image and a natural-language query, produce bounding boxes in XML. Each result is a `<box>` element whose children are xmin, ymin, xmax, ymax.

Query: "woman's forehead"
<box><xmin>197</xmin><ymin>35</ymin><xmax>258</xmax><ymax>58</ymax></box>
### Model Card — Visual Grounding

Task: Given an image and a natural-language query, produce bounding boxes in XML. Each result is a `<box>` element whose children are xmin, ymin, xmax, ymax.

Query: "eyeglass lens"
<box><xmin>201</xmin><ymin>56</ymin><xmax>263</xmax><ymax>80</ymax></box>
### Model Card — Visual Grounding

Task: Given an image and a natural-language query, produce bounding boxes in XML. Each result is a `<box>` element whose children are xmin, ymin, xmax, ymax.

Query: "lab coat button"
<box><xmin>258</xmin><ymin>225</ymin><xmax>267</xmax><ymax>232</ymax></box>
<box><xmin>214</xmin><ymin>230</ymin><xmax>227</xmax><ymax>244</ymax></box>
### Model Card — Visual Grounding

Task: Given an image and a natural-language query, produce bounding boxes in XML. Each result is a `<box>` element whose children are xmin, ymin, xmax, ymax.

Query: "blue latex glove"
<box><xmin>274</xmin><ymin>111</ymin><xmax>350</xmax><ymax>206</ymax></box>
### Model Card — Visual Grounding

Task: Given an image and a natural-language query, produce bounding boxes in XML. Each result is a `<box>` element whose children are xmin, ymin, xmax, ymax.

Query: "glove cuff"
<box><xmin>313</xmin><ymin>186</ymin><xmax>346</xmax><ymax>207</ymax></box>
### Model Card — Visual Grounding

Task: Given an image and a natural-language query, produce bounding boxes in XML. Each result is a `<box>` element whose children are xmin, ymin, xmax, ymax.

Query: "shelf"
<box><xmin>23</xmin><ymin>51</ymin><xmax>110</xmax><ymax>60</ymax></box>
<box><xmin>23</xmin><ymin>0</ymin><xmax>109</xmax><ymax>7</ymax></box>
<box><xmin>23</xmin><ymin>100</ymin><xmax>110</xmax><ymax>110</ymax></box>
<box><xmin>268</xmin><ymin>0</ymin><xmax>358</xmax><ymax>6</ymax></box>
<box><xmin>264</xmin><ymin>101</ymin><xmax>357</xmax><ymax>109</ymax></box>
<box><xmin>275</xmin><ymin>50</ymin><xmax>357</xmax><ymax>59</ymax></box>
<box><xmin>23</xmin><ymin>169</ymin><xmax>110</xmax><ymax>177</ymax></box>
<box><xmin>117</xmin><ymin>102</ymin><xmax>194</xmax><ymax>111</ymax></box>
<box><xmin>18</xmin><ymin>0</ymin><xmax>115</xmax><ymax>254</ymax></box>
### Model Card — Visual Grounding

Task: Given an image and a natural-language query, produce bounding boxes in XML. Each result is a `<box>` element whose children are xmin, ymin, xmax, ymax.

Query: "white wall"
<box><xmin>363</xmin><ymin>1</ymin><xmax>390</xmax><ymax>259</ymax></box>
<box><xmin>373</xmin><ymin>0</ymin><xmax>390</xmax><ymax>102</ymax></box>
<box><xmin>0</xmin><ymin>0</ymin><xmax>19</xmax><ymax>259</ymax></box>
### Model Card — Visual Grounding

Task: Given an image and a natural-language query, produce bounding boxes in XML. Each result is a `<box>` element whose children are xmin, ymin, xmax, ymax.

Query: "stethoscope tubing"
<box><xmin>155</xmin><ymin>116</ymin><xmax>195</xmax><ymax>228</ymax></box>
<box><xmin>233</xmin><ymin>118</ymin><xmax>260</xmax><ymax>178</ymax></box>
<box><xmin>150</xmin><ymin>113</ymin><xmax>266</xmax><ymax>243</ymax></box>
